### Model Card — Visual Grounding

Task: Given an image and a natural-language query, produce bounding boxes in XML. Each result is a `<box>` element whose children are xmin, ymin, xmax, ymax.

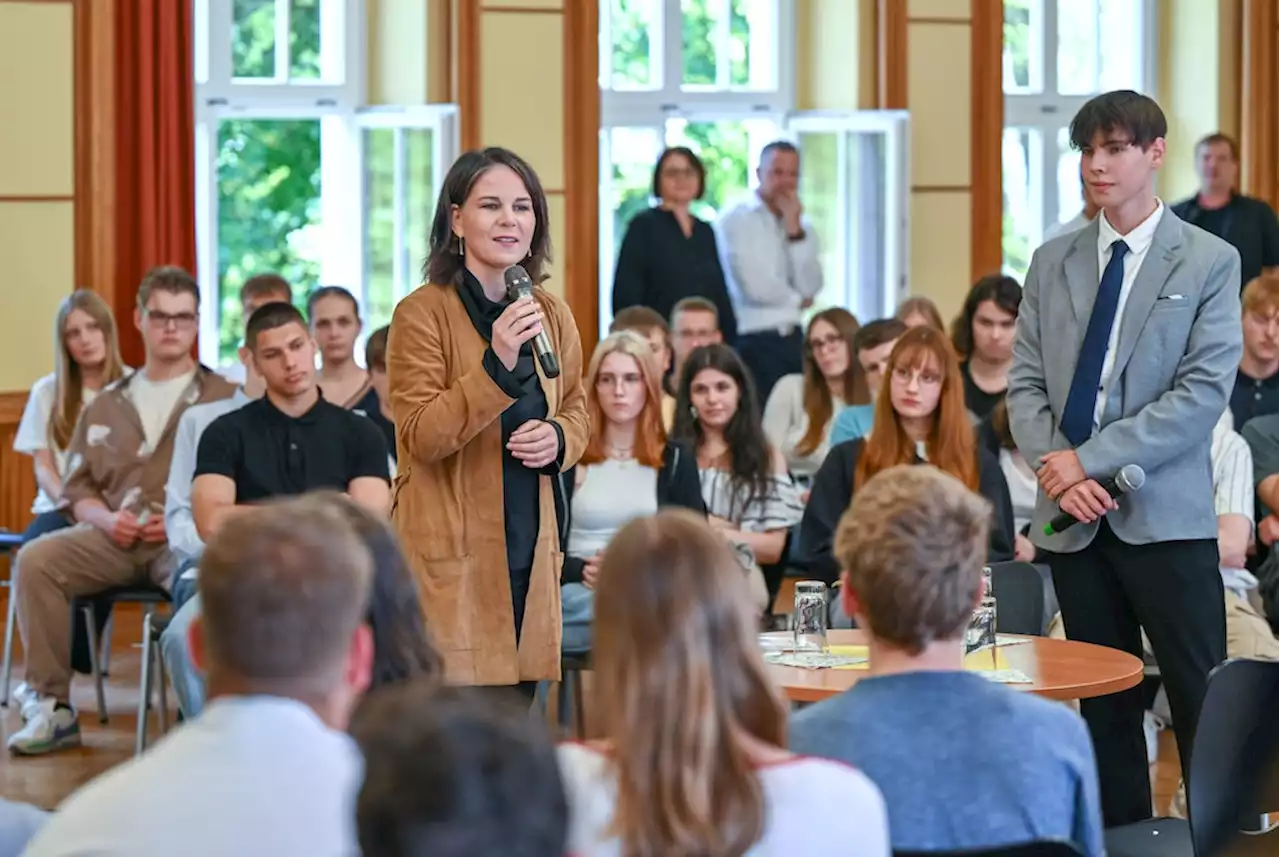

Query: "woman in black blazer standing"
<box><xmin>611</xmin><ymin>147</ymin><xmax>738</xmax><ymax>343</ymax></box>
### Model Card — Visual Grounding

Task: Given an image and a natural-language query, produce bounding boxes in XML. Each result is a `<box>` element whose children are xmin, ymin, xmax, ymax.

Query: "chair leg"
<box><xmin>99</xmin><ymin>612</ymin><xmax>115</xmax><ymax>677</ymax></box>
<box><xmin>556</xmin><ymin>673</ymin><xmax>571</xmax><ymax>733</ymax></box>
<box><xmin>572</xmin><ymin>670</ymin><xmax>586</xmax><ymax>739</ymax></box>
<box><xmin>1</xmin><ymin>578</ymin><xmax>16</xmax><ymax>707</ymax></box>
<box><xmin>135</xmin><ymin>617</ymin><xmax>153</xmax><ymax>757</ymax></box>
<box><xmin>155</xmin><ymin>638</ymin><xmax>170</xmax><ymax>734</ymax></box>
<box><xmin>82</xmin><ymin>606</ymin><xmax>107</xmax><ymax>724</ymax></box>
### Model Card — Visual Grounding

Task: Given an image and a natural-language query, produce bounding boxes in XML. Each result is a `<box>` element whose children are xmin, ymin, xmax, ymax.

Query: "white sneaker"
<box><xmin>11</xmin><ymin>682</ymin><xmax>40</xmax><ymax>722</ymax></box>
<box><xmin>7</xmin><ymin>698</ymin><xmax>81</xmax><ymax>755</ymax></box>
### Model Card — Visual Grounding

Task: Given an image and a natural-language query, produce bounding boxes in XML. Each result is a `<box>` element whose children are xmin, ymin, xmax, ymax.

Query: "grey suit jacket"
<box><xmin>1008</xmin><ymin>209</ymin><xmax>1243</xmax><ymax>552</ymax></box>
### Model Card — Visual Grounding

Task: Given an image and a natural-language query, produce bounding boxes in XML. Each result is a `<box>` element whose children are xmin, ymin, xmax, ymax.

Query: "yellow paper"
<box><xmin>963</xmin><ymin>647</ymin><xmax>1011</xmax><ymax>672</ymax></box>
<box><xmin>827</xmin><ymin>644</ymin><xmax>870</xmax><ymax>670</ymax></box>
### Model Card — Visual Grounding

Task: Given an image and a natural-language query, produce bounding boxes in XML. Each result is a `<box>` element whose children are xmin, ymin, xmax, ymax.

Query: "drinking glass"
<box><xmin>793</xmin><ymin>581</ymin><xmax>828</xmax><ymax>652</ymax></box>
<box><xmin>965</xmin><ymin>598</ymin><xmax>998</xmax><ymax>667</ymax></box>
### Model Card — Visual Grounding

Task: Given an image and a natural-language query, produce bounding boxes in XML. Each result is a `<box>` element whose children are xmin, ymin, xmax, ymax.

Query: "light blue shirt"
<box><xmin>164</xmin><ymin>388</ymin><xmax>253</xmax><ymax>564</ymax></box>
<box><xmin>24</xmin><ymin>696</ymin><xmax>363</xmax><ymax>857</ymax></box>
<box><xmin>829</xmin><ymin>403</ymin><xmax>876</xmax><ymax>447</ymax></box>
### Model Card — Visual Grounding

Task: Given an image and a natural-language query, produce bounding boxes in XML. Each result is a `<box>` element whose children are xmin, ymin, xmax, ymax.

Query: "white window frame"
<box><xmin>194</xmin><ymin>0</ymin><xmax>459</xmax><ymax>368</ymax></box>
<box><xmin>1002</xmin><ymin>0</ymin><xmax>1157</xmax><ymax>271</ymax></box>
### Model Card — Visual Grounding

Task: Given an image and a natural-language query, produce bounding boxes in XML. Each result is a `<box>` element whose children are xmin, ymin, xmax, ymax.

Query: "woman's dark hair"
<box><xmin>1069</xmin><ymin>90</ymin><xmax>1167</xmax><ymax>152</ymax></box>
<box><xmin>307</xmin><ymin>493</ymin><xmax>443</xmax><ymax>689</ymax></box>
<box><xmin>950</xmin><ymin>274</ymin><xmax>1022</xmax><ymax>358</ymax></box>
<box><xmin>672</xmin><ymin>343</ymin><xmax>774</xmax><ymax>507</ymax></box>
<box><xmin>423</xmin><ymin>147</ymin><xmax>552</xmax><ymax>288</ymax></box>
<box><xmin>652</xmin><ymin>146</ymin><xmax>706</xmax><ymax>200</ymax></box>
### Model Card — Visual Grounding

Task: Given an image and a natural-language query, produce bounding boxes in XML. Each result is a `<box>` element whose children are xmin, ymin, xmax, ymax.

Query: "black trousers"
<box><xmin>735</xmin><ymin>327</ymin><xmax>804</xmax><ymax>406</ymax></box>
<box><xmin>1043</xmin><ymin>520</ymin><xmax>1224</xmax><ymax>826</ymax></box>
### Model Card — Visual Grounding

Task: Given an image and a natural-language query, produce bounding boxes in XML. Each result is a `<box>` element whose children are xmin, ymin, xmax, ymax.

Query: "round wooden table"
<box><xmin>764</xmin><ymin>630</ymin><xmax>1144</xmax><ymax>704</ymax></box>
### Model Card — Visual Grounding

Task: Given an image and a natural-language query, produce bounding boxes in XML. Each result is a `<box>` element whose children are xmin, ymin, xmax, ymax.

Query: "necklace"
<box><xmin>607</xmin><ymin>442</ymin><xmax>634</xmax><ymax>460</ymax></box>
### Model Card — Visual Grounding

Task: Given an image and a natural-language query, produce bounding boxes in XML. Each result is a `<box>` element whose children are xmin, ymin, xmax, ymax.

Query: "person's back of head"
<box><xmin>835</xmin><ymin>464</ymin><xmax>990</xmax><ymax>654</ymax></box>
<box><xmin>352</xmin><ymin>683</ymin><xmax>567</xmax><ymax>857</ymax></box>
<box><xmin>194</xmin><ymin>496</ymin><xmax>376</xmax><ymax>715</ymax></box>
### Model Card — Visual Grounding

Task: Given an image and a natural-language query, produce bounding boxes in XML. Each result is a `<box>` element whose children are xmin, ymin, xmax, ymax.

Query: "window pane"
<box><xmin>729</xmin><ymin>0</ymin><xmax>750</xmax><ymax>86</ymax></box>
<box><xmin>682</xmin><ymin>0</ymin><xmax>718</xmax><ymax>87</ymax></box>
<box><xmin>1056</xmin><ymin>126</ymin><xmax>1084</xmax><ymax>225</ymax></box>
<box><xmin>1001</xmin><ymin>127</ymin><xmax>1038</xmax><ymax>279</ymax></box>
<box><xmin>402</xmin><ymin>129</ymin><xmax>435</xmax><ymax>306</ymax></box>
<box><xmin>1098</xmin><ymin>0</ymin><xmax>1145</xmax><ymax>91</ymax></box>
<box><xmin>666</xmin><ymin>118</ymin><xmax>777</xmax><ymax>218</ymax></box>
<box><xmin>217</xmin><ymin>118</ymin><xmax>321</xmax><ymax>364</ymax></box>
<box><xmin>1056</xmin><ymin>0</ymin><xmax>1099</xmax><ymax>95</ymax></box>
<box><xmin>796</xmin><ymin>131</ymin><xmax>841</xmax><ymax>307</ymax></box>
<box><xmin>363</xmin><ymin>129</ymin><xmax>396</xmax><ymax>333</ymax></box>
<box><xmin>609</xmin><ymin>0</ymin><xmax>658</xmax><ymax>90</ymax></box>
<box><xmin>1003</xmin><ymin>0</ymin><xmax>1040</xmax><ymax>94</ymax></box>
<box><xmin>604</xmin><ymin>127</ymin><xmax>663</xmax><ymax>256</ymax></box>
<box><xmin>233</xmin><ymin>0</ymin><xmax>277</xmax><ymax>79</ymax></box>
<box><xmin>290</xmin><ymin>0</ymin><xmax>322</xmax><ymax>80</ymax></box>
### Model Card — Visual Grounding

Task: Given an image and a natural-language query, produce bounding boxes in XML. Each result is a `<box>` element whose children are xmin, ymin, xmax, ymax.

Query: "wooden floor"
<box><xmin>0</xmin><ymin>596</ymin><xmax>1184</xmax><ymax>814</ymax></box>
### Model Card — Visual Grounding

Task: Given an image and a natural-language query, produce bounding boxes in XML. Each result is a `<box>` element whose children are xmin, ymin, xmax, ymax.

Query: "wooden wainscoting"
<box><xmin>0</xmin><ymin>390</ymin><xmax>36</xmax><ymax>580</ymax></box>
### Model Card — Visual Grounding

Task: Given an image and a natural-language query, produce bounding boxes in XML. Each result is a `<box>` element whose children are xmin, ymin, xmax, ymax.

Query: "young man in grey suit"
<box><xmin>1008</xmin><ymin>90</ymin><xmax>1242</xmax><ymax>826</ymax></box>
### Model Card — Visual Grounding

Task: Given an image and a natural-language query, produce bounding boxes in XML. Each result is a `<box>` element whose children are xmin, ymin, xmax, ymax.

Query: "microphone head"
<box><xmin>1116</xmin><ymin>464</ymin><xmax>1145</xmax><ymax>494</ymax></box>
<box><xmin>503</xmin><ymin>265</ymin><xmax>534</xmax><ymax>300</ymax></box>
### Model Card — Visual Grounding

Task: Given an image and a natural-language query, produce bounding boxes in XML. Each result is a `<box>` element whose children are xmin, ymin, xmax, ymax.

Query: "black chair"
<box><xmin>558</xmin><ymin>652</ymin><xmax>589</xmax><ymax>739</ymax></box>
<box><xmin>1105</xmin><ymin>658</ymin><xmax>1279</xmax><ymax>857</ymax></box>
<box><xmin>895</xmin><ymin>840</ymin><xmax>1083</xmax><ymax>857</ymax></box>
<box><xmin>72</xmin><ymin>584</ymin><xmax>171</xmax><ymax>724</ymax></box>
<box><xmin>0</xmin><ymin>530</ymin><xmax>24</xmax><ymax>706</ymax></box>
<box><xmin>988</xmin><ymin>561</ymin><xmax>1047</xmax><ymax>636</ymax></box>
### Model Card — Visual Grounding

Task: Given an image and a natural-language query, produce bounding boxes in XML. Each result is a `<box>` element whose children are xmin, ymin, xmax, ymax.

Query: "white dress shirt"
<box><xmin>24</xmin><ymin>696</ymin><xmax>363</xmax><ymax>857</ymax></box>
<box><xmin>715</xmin><ymin>195</ymin><xmax>823</xmax><ymax>335</ymax></box>
<box><xmin>164</xmin><ymin>387</ymin><xmax>254</xmax><ymax>564</ymax></box>
<box><xmin>1092</xmin><ymin>201</ymin><xmax>1165</xmax><ymax>430</ymax></box>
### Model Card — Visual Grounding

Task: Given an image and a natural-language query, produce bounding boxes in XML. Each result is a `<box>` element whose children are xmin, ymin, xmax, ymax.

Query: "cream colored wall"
<box><xmin>0</xmin><ymin>1</ymin><xmax>75</xmax><ymax>391</ymax></box>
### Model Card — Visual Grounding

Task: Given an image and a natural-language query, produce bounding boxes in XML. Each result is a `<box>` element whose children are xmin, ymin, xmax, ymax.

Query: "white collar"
<box><xmin>1098</xmin><ymin>199</ymin><xmax>1164</xmax><ymax>257</ymax></box>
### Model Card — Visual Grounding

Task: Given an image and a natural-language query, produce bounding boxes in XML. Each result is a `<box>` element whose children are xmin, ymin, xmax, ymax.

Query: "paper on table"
<box><xmin>977</xmin><ymin>668</ymin><xmax>1034</xmax><ymax>684</ymax></box>
<box><xmin>763</xmin><ymin>651</ymin><xmax>868</xmax><ymax>670</ymax></box>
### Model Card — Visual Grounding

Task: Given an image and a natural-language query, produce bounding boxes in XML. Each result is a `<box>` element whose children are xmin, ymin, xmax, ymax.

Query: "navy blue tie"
<box><xmin>1061</xmin><ymin>239</ymin><xmax>1129</xmax><ymax>446</ymax></box>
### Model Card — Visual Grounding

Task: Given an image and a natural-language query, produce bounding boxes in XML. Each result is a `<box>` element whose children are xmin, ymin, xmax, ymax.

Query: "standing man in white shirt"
<box><xmin>24</xmin><ymin>497</ymin><xmax>374</xmax><ymax>857</ymax></box>
<box><xmin>716</xmin><ymin>141</ymin><xmax>823</xmax><ymax>402</ymax></box>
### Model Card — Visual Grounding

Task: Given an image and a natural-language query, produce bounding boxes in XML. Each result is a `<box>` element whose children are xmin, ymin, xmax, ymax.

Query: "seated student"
<box><xmin>1242</xmin><ymin>413</ymin><xmax>1279</xmax><ymax>628</ymax></box>
<box><xmin>363</xmin><ymin>325</ymin><xmax>397</xmax><ymax>463</ymax></box>
<box><xmin>609</xmin><ymin>305</ymin><xmax>678</xmax><ymax>429</ymax></box>
<box><xmin>829</xmin><ymin>318</ymin><xmax>907</xmax><ymax>446</ymax></box>
<box><xmin>950</xmin><ymin>274</ymin><xmax>1021</xmax><ymax>421</ymax></box>
<box><xmin>23</xmin><ymin>498</ymin><xmax>378</xmax><ymax>857</ymax></box>
<box><xmin>559</xmin><ymin>331</ymin><xmax>704</xmax><ymax>654</ymax></box>
<box><xmin>1232</xmin><ymin>272</ymin><xmax>1279</xmax><ymax>430</ymax></box>
<box><xmin>668</xmin><ymin>296</ymin><xmax>724</xmax><ymax>394</ymax></box>
<box><xmin>310</xmin><ymin>285</ymin><xmax>379</xmax><ymax>412</ymax></box>
<box><xmin>9</xmin><ymin>267</ymin><xmax>236</xmax><ymax>755</ymax></box>
<box><xmin>763</xmin><ymin>307</ymin><xmax>869</xmax><ymax>485</ymax></box>
<box><xmin>801</xmin><ymin>326</ymin><xmax>1014</xmax><ymax>587</ymax></box>
<box><xmin>789</xmin><ymin>465</ymin><xmax>1104</xmax><ymax>857</ymax></box>
<box><xmin>559</xmin><ymin>509</ymin><xmax>889</xmax><ymax>857</ymax></box>
<box><xmin>353</xmin><ymin>683</ymin><xmax>568</xmax><ymax>857</ymax></box>
<box><xmin>672</xmin><ymin>343</ymin><xmax>804</xmax><ymax>610</ymax></box>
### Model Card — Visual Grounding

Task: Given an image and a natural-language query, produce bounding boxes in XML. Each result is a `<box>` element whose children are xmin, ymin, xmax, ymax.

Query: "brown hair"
<box><xmin>365</xmin><ymin>325</ymin><xmax>390</xmax><ymax>373</ymax></box>
<box><xmin>652</xmin><ymin>146</ymin><xmax>706</xmax><ymax>200</ymax></box>
<box><xmin>198</xmin><ymin>497</ymin><xmax>374</xmax><ymax>695</ymax></box>
<box><xmin>835</xmin><ymin>464</ymin><xmax>990</xmax><ymax>654</ymax></box>
<box><xmin>1242</xmin><ymin>271</ymin><xmax>1279</xmax><ymax>319</ymax></box>
<box><xmin>593</xmin><ymin>509</ymin><xmax>787</xmax><ymax>857</ymax></box>
<box><xmin>671</xmin><ymin>296</ymin><xmax>719</xmax><ymax>323</ymax></box>
<box><xmin>989</xmin><ymin>398</ymin><xmax>1016</xmax><ymax>451</ymax></box>
<box><xmin>610</xmin><ymin>305</ymin><xmax>669</xmax><ymax>339</ymax></box>
<box><xmin>853</xmin><ymin>318</ymin><xmax>908</xmax><ymax>354</ymax></box>
<box><xmin>795</xmin><ymin>308</ymin><xmax>869</xmax><ymax>457</ymax></box>
<box><xmin>424</xmin><ymin>147</ymin><xmax>552</xmax><ymax>288</ymax></box>
<box><xmin>136</xmin><ymin>266</ymin><xmax>200</xmax><ymax>309</ymax></box>
<box><xmin>895</xmin><ymin>296</ymin><xmax>945</xmax><ymax>333</ymax></box>
<box><xmin>857</xmin><ymin>326</ymin><xmax>978</xmax><ymax>492</ymax></box>
<box><xmin>1195</xmin><ymin>132</ymin><xmax>1239</xmax><ymax>162</ymax></box>
<box><xmin>239</xmin><ymin>273</ymin><xmax>292</xmax><ymax>307</ymax></box>
<box><xmin>579</xmin><ymin>331</ymin><xmax>666</xmax><ymax>469</ymax></box>
<box><xmin>50</xmin><ymin>290</ymin><xmax>127</xmax><ymax>450</ymax></box>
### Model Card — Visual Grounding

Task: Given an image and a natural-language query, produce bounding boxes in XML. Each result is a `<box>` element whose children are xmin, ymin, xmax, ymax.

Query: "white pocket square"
<box><xmin>1157</xmin><ymin>293</ymin><xmax>1186</xmax><ymax>301</ymax></box>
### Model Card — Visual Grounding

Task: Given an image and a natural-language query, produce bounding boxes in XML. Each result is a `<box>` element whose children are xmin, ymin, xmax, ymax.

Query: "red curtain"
<box><xmin>111</xmin><ymin>0</ymin><xmax>196</xmax><ymax>367</ymax></box>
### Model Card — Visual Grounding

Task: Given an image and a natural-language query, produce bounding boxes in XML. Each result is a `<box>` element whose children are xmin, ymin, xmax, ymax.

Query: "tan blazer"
<box><xmin>386</xmin><ymin>282</ymin><xmax>590</xmax><ymax>685</ymax></box>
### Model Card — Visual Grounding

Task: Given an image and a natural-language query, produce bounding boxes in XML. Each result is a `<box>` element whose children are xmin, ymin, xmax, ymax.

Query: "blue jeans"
<box><xmin>159</xmin><ymin>582</ymin><xmax>204</xmax><ymax>719</ymax></box>
<box><xmin>561</xmin><ymin>583</ymin><xmax>593</xmax><ymax>655</ymax></box>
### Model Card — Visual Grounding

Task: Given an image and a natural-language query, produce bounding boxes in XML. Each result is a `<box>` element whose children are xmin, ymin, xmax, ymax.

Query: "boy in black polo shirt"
<box><xmin>192</xmin><ymin>302</ymin><xmax>390</xmax><ymax>542</ymax></box>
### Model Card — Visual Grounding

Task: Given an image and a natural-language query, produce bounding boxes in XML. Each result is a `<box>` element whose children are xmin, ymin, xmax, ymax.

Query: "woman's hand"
<box><xmin>507</xmin><ymin>420</ymin><xmax>559</xmax><ymax>469</ymax></box>
<box><xmin>582</xmin><ymin>553</ymin><xmax>602</xmax><ymax>589</ymax></box>
<box><xmin>492</xmin><ymin>296</ymin><xmax>544</xmax><ymax>371</ymax></box>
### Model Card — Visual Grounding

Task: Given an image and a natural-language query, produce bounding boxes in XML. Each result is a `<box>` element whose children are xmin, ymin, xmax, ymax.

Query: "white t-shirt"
<box><xmin>127</xmin><ymin>370</ymin><xmax>196</xmax><ymax>454</ymax></box>
<box><xmin>558</xmin><ymin>742</ymin><xmax>890</xmax><ymax>857</ymax></box>
<box><xmin>13</xmin><ymin>373</ymin><xmax>103</xmax><ymax>515</ymax></box>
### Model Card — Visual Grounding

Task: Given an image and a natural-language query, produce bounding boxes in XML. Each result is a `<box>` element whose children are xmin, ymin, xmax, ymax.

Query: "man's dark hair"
<box><xmin>137</xmin><ymin>266</ymin><xmax>200</xmax><ymax>309</ymax></box>
<box><xmin>951</xmin><ymin>274</ymin><xmax>1022</xmax><ymax>357</ymax></box>
<box><xmin>246</xmin><ymin>301</ymin><xmax>308</xmax><ymax>350</ymax></box>
<box><xmin>307</xmin><ymin>285</ymin><xmax>360</xmax><ymax>320</ymax></box>
<box><xmin>365</xmin><ymin>325</ymin><xmax>390</xmax><ymax>373</ymax></box>
<box><xmin>1196</xmin><ymin>132</ymin><xmax>1239</xmax><ymax>161</ymax></box>
<box><xmin>1068</xmin><ymin>90</ymin><xmax>1167</xmax><ymax>152</ymax></box>
<box><xmin>853</xmin><ymin>318</ymin><xmax>908</xmax><ymax>354</ymax></box>
<box><xmin>759</xmin><ymin>139</ymin><xmax>799</xmax><ymax>167</ymax></box>
<box><xmin>352</xmin><ymin>683</ymin><xmax>568</xmax><ymax>857</ymax></box>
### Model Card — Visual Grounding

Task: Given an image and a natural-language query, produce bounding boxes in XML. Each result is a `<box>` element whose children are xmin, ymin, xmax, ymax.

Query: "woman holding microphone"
<box><xmin>387</xmin><ymin>148</ymin><xmax>589</xmax><ymax>697</ymax></box>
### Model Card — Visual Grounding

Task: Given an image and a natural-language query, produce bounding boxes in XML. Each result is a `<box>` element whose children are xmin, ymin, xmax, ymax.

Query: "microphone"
<box><xmin>503</xmin><ymin>264</ymin><xmax>560</xmax><ymax>379</ymax></box>
<box><xmin>1043</xmin><ymin>464</ymin><xmax>1145</xmax><ymax>536</ymax></box>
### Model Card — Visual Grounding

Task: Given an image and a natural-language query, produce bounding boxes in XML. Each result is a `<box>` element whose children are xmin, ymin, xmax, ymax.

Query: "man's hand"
<box><xmin>1014</xmin><ymin>532</ymin><xmax>1037</xmax><ymax>562</ymax></box>
<box><xmin>777</xmin><ymin>193</ymin><xmax>803</xmax><ymax>236</ymax></box>
<box><xmin>507</xmin><ymin>420</ymin><xmax>559</xmax><ymax>469</ymax></box>
<box><xmin>582</xmin><ymin>553</ymin><xmax>602</xmax><ymax>589</ymax></box>
<box><xmin>139</xmin><ymin>514</ymin><xmax>167</xmax><ymax>544</ymax></box>
<box><xmin>1037</xmin><ymin>449</ymin><xmax>1087</xmax><ymax>499</ymax></box>
<box><xmin>108</xmin><ymin>510</ymin><xmax>140</xmax><ymax>549</ymax></box>
<box><xmin>1260</xmin><ymin>515</ymin><xmax>1279</xmax><ymax>547</ymax></box>
<box><xmin>1058</xmin><ymin>479</ymin><xmax>1118</xmax><ymax>524</ymax></box>
<box><xmin>799</xmin><ymin>297</ymin><xmax>814</xmax><ymax>311</ymax></box>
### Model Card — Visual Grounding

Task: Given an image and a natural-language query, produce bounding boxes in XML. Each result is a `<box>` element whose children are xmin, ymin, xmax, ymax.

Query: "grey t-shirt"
<box><xmin>789</xmin><ymin>670</ymin><xmax>1104</xmax><ymax>857</ymax></box>
<box><xmin>1242</xmin><ymin>414</ymin><xmax>1279</xmax><ymax>517</ymax></box>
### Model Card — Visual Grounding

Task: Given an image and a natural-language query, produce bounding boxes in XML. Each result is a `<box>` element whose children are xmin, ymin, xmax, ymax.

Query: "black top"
<box><xmin>350</xmin><ymin>386</ymin><xmax>397</xmax><ymax>463</ymax></box>
<box><xmin>797</xmin><ymin>439</ymin><xmax>1015</xmax><ymax>586</ymax></box>
<box><xmin>195</xmin><ymin>393</ymin><xmax>391</xmax><ymax>502</ymax></box>
<box><xmin>960</xmin><ymin>361</ymin><xmax>1006</xmax><ymax>421</ymax></box>
<box><xmin>1171</xmin><ymin>193</ymin><xmax>1279</xmax><ymax>289</ymax></box>
<box><xmin>558</xmin><ymin>441</ymin><xmax>707</xmax><ymax>584</ymax></box>
<box><xmin>611</xmin><ymin>207</ymin><xmax>739</xmax><ymax>343</ymax></box>
<box><xmin>1231</xmin><ymin>368</ymin><xmax>1279</xmax><ymax>432</ymax></box>
<box><xmin>455</xmin><ymin>272</ymin><xmax>564</xmax><ymax>587</ymax></box>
